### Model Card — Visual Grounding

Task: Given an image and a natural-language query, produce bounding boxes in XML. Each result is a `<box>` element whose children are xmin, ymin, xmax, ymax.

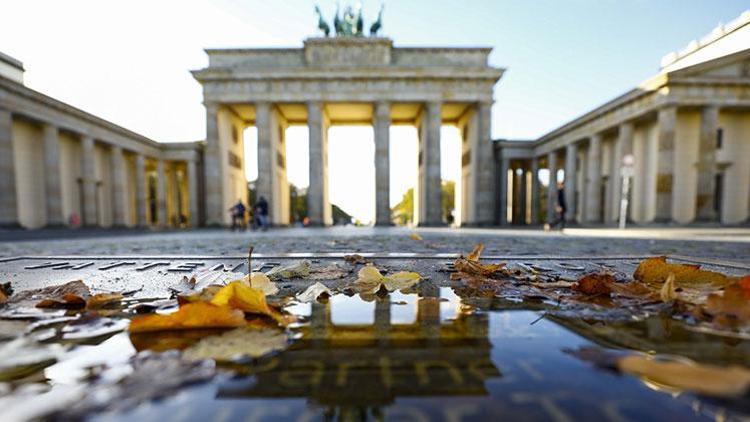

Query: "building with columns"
<box><xmin>191</xmin><ymin>37</ymin><xmax>503</xmax><ymax>227</ymax></box>
<box><xmin>497</xmin><ymin>11</ymin><xmax>750</xmax><ymax>226</ymax></box>
<box><xmin>0</xmin><ymin>52</ymin><xmax>202</xmax><ymax>229</ymax></box>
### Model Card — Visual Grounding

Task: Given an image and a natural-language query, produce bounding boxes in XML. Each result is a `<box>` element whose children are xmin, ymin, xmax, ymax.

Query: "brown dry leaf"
<box><xmin>572</xmin><ymin>273</ymin><xmax>614</xmax><ymax>296</ymax></box>
<box><xmin>617</xmin><ymin>354</ymin><xmax>750</xmax><ymax>398</ymax></box>
<box><xmin>344</xmin><ymin>254</ymin><xmax>370</xmax><ymax>265</ymax></box>
<box><xmin>210</xmin><ymin>281</ymin><xmax>292</xmax><ymax>326</ymax></box>
<box><xmin>128</xmin><ymin>302</ymin><xmax>247</xmax><ymax>333</ymax></box>
<box><xmin>86</xmin><ymin>293</ymin><xmax>123</xmax><ymax>310</ymax></box>
<box><xmin>32</xmin><ymin>280</ymin><xmax>91</xmax><ymax>309</ymax></box>
<box><xmin>265</xmin><ymin>261</ymin><xmax>311</xmax><ymax>280</ymax></box>
<box><xmin>177</xmin><ymin>285</ymin><xmax>223</xmax><ymax>306</ymax></box>
<box><xmin>634</xmin><ymin>256</ymin><xmax>737</xmax><ymax>288</ymax></box>
<box><xmin>453</xmin><ymin>244</ymin><xmax>507</xmax><ymax>278</ymax></box>
<box><xmin>703</xmin><ymin>276</ymin><xmax>750</xmax><ymax>324</ymax></box>
<box><xmin>309</xmin><ymin>264</ymin><xmax>348</xmax><ymax>280</ymax></box>
<box><xmin>0</xmin><ymin>283</ymin><xmax>12</xmax><ymax>304</ymax></box>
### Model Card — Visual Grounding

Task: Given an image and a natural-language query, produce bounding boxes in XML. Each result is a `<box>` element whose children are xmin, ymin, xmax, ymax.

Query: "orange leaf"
<box><xmin>454</xmin><ymin>244</ymin><xmax>507</xmax><ymax>278</ymax></box>
<box><xmin>210</xmin><ymin>281</ymin><xmax>292</xmax><ymax>326</ymax></box>
<box><xmin>572</xmin><ymin>273</ymin><xmax>614</xmax><ymax>296</ymax></box>
<box><xmin>128</xmin><ymin>302</ymin><xmax>246</xmax><ymax>333</ymax></box>
<box><xmin>87</xmin><ymin>293</ymin><xmax>123</xmax><ymax>310</ymax></box>
<box><xmin>634</xmin><ymin>256</ymin><xmax>736</xmax><ymax>287</ymax></box>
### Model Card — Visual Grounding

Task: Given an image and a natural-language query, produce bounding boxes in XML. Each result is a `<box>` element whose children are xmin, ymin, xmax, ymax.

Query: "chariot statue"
<box><xmin>315</xmin><ymin>2</ymin><xmax>384</xmax><ymax>38</ymax></box>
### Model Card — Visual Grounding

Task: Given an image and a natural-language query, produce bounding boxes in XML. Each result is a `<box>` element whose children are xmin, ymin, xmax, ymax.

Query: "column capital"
<box><xmin>374</xmin><ymin>101</ymin><xmax>390</xmax><ymax>118</ymax></box>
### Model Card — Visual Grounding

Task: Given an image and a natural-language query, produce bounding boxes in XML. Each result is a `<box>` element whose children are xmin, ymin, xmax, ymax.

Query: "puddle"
<box><xmin>0</xmin><ymin>259</ymin><xmax>749</xmax><ymax>420</ymax></box>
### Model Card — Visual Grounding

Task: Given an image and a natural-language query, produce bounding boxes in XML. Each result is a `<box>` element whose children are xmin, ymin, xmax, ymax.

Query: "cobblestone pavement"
<box><xmin>1</xmin><ymin>226</ymin><xmax>749</xmax><ymax>263</ymax></box>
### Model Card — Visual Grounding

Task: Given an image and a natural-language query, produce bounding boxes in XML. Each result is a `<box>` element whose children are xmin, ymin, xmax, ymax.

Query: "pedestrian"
<box><xmin>254</xmin><ymin>196</ymin><xmax>269</xmax><ymax>231</ymax></box>
<box><xmin>229</xmin><ymin>199</ymin><xmax>247</xmax><ymax>231</ymax></box>
<box><xmin>545</xmin><ymin>181</ymin><xmax>567</xmax><ymax>231</ymax></box>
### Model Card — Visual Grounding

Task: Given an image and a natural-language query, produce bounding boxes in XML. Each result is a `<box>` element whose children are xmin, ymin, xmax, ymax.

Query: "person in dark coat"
<box><xmin>545</xmin><ymin>181</ymin><xmax>567</xmax><ymax>231</ymax></box>
<box><xmin>230</xmin><ymin>199</ymin><xmax>247</xmax><ymax>231</ymax></box>
<box><xmin>254</xmin><ymin>196</ymin><xmax>269</xmax><ymax>231</ymax></box>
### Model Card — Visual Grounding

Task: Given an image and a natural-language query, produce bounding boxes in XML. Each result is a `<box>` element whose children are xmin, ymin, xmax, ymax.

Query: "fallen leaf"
<box><xmin>296</xmin><ymin>282</ymin><xmax>332</xmax><ymax>303</ymax></box>
<box><xmin>210</xmin><ymin>281</ymin><xmax>291</xmax><ymax>325</ymax></box>
<box><xmin>309</xmin><ymin>264</ymin><xmax>348</xmax><ymax>280</ymax></box>
<box><xmin>177</xmin><ymin>285</ymin><xmax>223</xmax><ymax>306</ymax></box>
<box><xmin>350</xmin><ymin>265</ymin><xmax>421</xmax><ymax>296</ymax></box>
<box><xmin>634</xmin><ymin>256</ymin><xmax>737</xmax><ymax>288</ymax></box>
<box><xmin>182</xmin><ymin>328</ymin><xmax>288</xmax><ymax>361</ymax></box>
<box><xmin>241</xmin><ymin>272</ymin><xmax>278</xmax><ymax>296</ymax></box>
<box><xmin>659</xmin><ymin>273</ymin><xmax>677</xmax><ymax>302</ymax></box>
<box><xmin>410</xmin><ymin>232</ymin><xmax>423</xmax><ymax>241</ymax></box>
<box><xmin>453</xmin><ymin>244</ymin><xmax>508</xmax><ymax>278</ymax></box>
<box><xmin>128</xmin><ymin>302</ymin><xmax>247</xmax><ymax>333</ymax></box>
<box><xmin>572</xmin><ymin>273</ymin><xmax>614</xmax><ymax>296</ymax></box>
<box><xmin>266</xmin><ymin>261</ymin><xmax>311</xmax><ymax>280</ymax></box>
<box><xmin>0</xmin><ymin>282</ymin><xmax>12</xmax><ymax>304</ymax></box>
<box><xmin>86</xmin><ymin>293</ymin><xmax>123</xmax><ymax>310</ymax></box>
<box><xmin>344</xmin><ymin>254</ymin><xmax>370</xmax><ymax>265</ymax></box>
<box><xmin>704</xmin><ymin>276</ymin><xmax>750</xmax><ymax>324</ymax></box>
<box><xmin>19</xmin><ymin>280</ymin><xmax>91</xmax><ymax>309</ymax></box>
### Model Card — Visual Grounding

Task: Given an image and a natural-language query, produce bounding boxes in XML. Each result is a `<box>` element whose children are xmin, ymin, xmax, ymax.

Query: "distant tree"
<box><xmin>392</xmin><ymin>181</ymin><xmax>455</xmax><ymax>226</ymax></box>
<box><xmin>288</xmin><ymin>183</ymin><xmax>352</xmax><ymax>225</ymax></box>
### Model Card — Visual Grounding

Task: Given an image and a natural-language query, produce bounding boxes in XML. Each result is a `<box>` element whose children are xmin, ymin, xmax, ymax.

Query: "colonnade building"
<box><xmin>497</xmin><ymin>12</ymin><xmax>750</xmax><ymax>226</ymax></box>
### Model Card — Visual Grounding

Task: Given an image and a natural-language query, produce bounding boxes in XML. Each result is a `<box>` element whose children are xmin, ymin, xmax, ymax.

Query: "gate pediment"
<box><xmin>304</xmin><ymin>37</ymin><xmax>393</xmax><ymax>67</ymax></box>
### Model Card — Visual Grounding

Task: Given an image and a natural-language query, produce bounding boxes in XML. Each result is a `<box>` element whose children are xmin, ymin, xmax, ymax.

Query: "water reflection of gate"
<box><xmin>219</xmin><ymin>295</ymin><xmax>501</xmax><ymax>407</ymax></box>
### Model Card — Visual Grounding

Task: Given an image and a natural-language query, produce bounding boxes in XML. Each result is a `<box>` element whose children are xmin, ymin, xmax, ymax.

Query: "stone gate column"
<box><xmin>169</xmin><ymin>163</ymin><xmax>180</xmax><ymax>225</ymax></box>
<box><xmin>0</xmin><ymin>108</ymin><xmax>17</xmax><ymax>227</ymax></box>
<box><xmin>110</xmin><ymin>146</ymin><xmax>127</xmax><ymax>226</ymax></box>
<box><xmin>546</xmin><ymin>151</ymin><xmax>558</xmax><ymax>222</ymax></box>
<box><xmin>42</xmin><ymin>123</ymin><xmax>63</xmax><ymax>226</ymax></box>
<box><xmin>418</xmin><ymin>101</ymin><xmax>442</xmax><ymax>226</ymax></box>
<box><xmin>656</xmin><ymin>106</ymin><xmax>676</xmax><ymax>222</ymax></box>
<box><xmin>564</xmin><ymin>143</ymin><xmax>577</xmax><ymax>222</ymax></box>
<box><xmin>255</xmin><ymin>101</ymin><xmax>273</xmax><ymax>220</ymax></box>
<box><xmin>81</xmin><ymin>135</ymin><xmax>98</xmax><ymax>226</ymax></box>
<box><xmin>498</xmin><ymin>156</ymin><xmax>510</xmax><ymax>225</ymax></box>
<box><xmin>374</xmin><ymin>101</ymin><xmax>391</xmax><ymax>226</ymax></box>
<box><xmin>135</xmin><ymin>154</ymin><xmax>148</xmax><ymax>227</ymax></box>
<box><xmin>307</xmin><ymin>101</ymin><xmax>331</xmax><ymax>226</ymax></box>
<box><xmin>474</xmin><ymin>101</ymin><xmax>495</xmax><ymax>225</ymax></box>
<box><xmin>585</xmin><ymin>134</ymin><xmax>602</xmax><ymax>222</ymax></box>
<box><xmin>530</xmin><ymin>157</ymin><xmax>540</xmax><ymax>224</ymax></box>
<box><xmin>203</xmin><ymin>102</ymin><xmax>223</xmax><ymax>226</ymax></box>
<box><xmin>156</xmin><ymin>160</ymin><xmax>167</xmax><ymax>227</ymax></box>
<box><xmin>609</xmin><ymin>122</ymin><xmax>634</xmax><ymax>222</ymax></box>
<box><xmin>696</xmin><ymin>105</ymin><xmax>719</xmax><ymax>221</ymax></box>
<box><xmin>187</xmin><ymin>158</ymin><xmax>199</xmax><ymax>227</ymax></box>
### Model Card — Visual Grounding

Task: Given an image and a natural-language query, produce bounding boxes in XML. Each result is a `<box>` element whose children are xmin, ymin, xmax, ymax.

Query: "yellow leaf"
<box><xmin>211</xmin><ymin>281</ymin><xmax>291</xmax><ymax>326</ymax></box>
<box><xmin>128</xmin><ymin>302</ymin><xmax>246</xmax><ymax>333</ymax></box>
<box><xmin>350</xmin><ymin>265</ymin><xmax>421</xmax><ymax>295</ymax></box>
<box><xmin>659</xmin><ymin>273</ymin><xmax>677</xmax><ymax>302</ymax></box>
<box><xmin>410</xmin><ymin>232</ymin><xmax>423</xmax><ymax>241</ymax></box>
<box><xmin>453</xmin><ymin>244</ymin><xmax>507</xmax><ymax>278</ymax></box>
<box><xmin>634</xmin><ymin>256</ymin><xmax>736</xmax><ymax>288</ymax></box>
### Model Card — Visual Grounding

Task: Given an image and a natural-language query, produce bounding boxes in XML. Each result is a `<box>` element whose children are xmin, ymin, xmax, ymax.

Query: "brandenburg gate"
<box><xmin>192</xmin><ymin>37</ymin><xmax>504</xmax><ymax>226</ymax></box>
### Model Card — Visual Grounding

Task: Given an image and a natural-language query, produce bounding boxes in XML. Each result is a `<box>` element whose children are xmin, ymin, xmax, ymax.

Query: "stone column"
<box><xmin>564</xmin><ymin>143</ymin><xmax>577</xmax><ymax>222</ymax></box>
<box><xmin>0</xmin><ymin>108</ymin><xmax>17</xmax><ymax>227</ymax></box>
<box><xmin>110</xmin><ymin>146</ymin><xmax>127</xmax><ymax>226</ymax></box>
<box><xmin>696</xmin><ymin>105</ymin><xmax>719</xmax><ymax>220</ymax></box>
<box><xmin>530</xmin><ymin>157</ymin><xmax>540</xmax><ymax>224</ymax></box>
<box><xmin>418</xmin><ymin>101</ymin><xmax>443</xmax><ymax>226</ymax></box>
<box><xmin>255</xmin><ymin>102</ymin><xmax>273</xmax><ymax>219</ymax></box>
<box><xmin>203</xmin><ymin>102</ymin><xmax>223</xmax><ymax>226</ymax></box>
<box><xmin>187</xmin><ymin>158</ymin><xmax>199</xmax><ymax>227</ymax></box>
<box><xmin>546</xmin><ymin>151</ymin><xmax>558</xmax><ymax>222</ymax></box>
<box><xmin>585</xmin><ymin>134</ymin><xmax>602</xmax><ymax>222</ymax></box>
<box><xmin>474</xmin><ymin>101</ymin><xmax>495</xmax><ymax>225</ymax></box>
<box><xmin>519</xmin><ymin>166</ymin><xmax>528</xmax><ymax>224</ymax></box>
<box><xmin>307</xmin><ymin>101</ymin><xmax>331</xmax><ymax>226</ymax></box>
<box><xmin>156</xmin><ymin>160</ymin><xmax>167</xmax><ymax>227</ymax></box>
<box><xmin>170</xmin><ymin>163</ymin><xmax>180</xmax><ymax>225</ymax></box>
<box><xmin>42</xmin><ymin>123</ymin><xmax>63</xmax><ymax>226</ymax></box>
<box><xmin>81</xmin><ymin>135</ymin><xmax>98</xmax><ymax>226</ymax></box>
<box><xmin>135</xmin><ymin>154</ymin><xmax>147</xmax><ymax>227</ymax></box>
<box><xmin>656</xmin><ymin>106</ymin><xmax>676</xmax><ymax>222</ymax></box>
<box><xmin>610</xmin><ymin>122</ymin><xmax>634</xmax><ymax>222</ymax></box>
<box><xmin>374</xmin><ymin>101</ymin><xmax>391</xmax><ymax>226</ymax></box>
<box><xmin>498</xmin><ymin>157</ymin><xmax>510</xmax><ymax>225</ymax></box>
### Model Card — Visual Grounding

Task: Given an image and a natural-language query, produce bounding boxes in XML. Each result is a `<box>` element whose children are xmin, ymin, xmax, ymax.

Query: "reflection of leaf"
<box><xmin>183</xmin><ymin>328</ymin><xmax>288</xmax><ymax>361</ymax></box>
<box><xmin>569</xmin><ymin>346</ymin><xmax>750</xmax><ymax>398</ymax></box>
<box><xmin>350</xmin><ymin>266</ymin><xmax>421</xmax><ymax>296</ymax></box>
<box><xmin>0</xmin><ymin>337</ymin><xmax>62</xmax><ymax>381</ymax></box>
<box><xmin>296</xmin><ymin>282</ymin><xmax>331</xmax><ymax>303</ymax></box>
<box><xmin>129</xmin><ymin>302</ymin><xmax>246</xmax><ymax>333</ymax></box>
<box><xmin>453</xmin><ymin>244</ymin><xmax>507</xmax><ymax>278</ymax></box>
<box><xmin>634</xmin><ymin>256</ymin><xmax>737</xmax><ymax>288</ymax></box>
<box><xmin>266</xmin><ymin>261</ymin><xmax>311</xmax><ymax>280</ymax></box>
<box><xmin>211</xmin><ymin>281</ymin><xmax>291</xmax><ymax>326</ymax></box>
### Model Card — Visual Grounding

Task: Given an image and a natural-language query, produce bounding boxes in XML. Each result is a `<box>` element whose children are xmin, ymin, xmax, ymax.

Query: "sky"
<box><xmin>2</xmin><ymin>0</ymin><xmax>747</xmax><ymax>222</ymax></box>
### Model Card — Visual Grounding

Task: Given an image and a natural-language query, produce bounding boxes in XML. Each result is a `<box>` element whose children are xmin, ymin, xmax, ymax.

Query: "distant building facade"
<box><xmin>496</xmin><ymin>11</ymin><xmax>750</xmax><ymax>226</ymax></box>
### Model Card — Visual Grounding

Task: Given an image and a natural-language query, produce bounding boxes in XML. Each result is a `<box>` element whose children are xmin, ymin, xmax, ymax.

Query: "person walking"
<box><xmin>254</xmin><ymin>196</ymin><xmax>269</xmax><ymax>231</ymax></box>
<box><xmin>545</xmin><ymin>181</ymin><xmax>567</xmax><ymax>231</ymax></box>
<box><xmin>230</xmin><ymin>199</ymin><xmax>247</xmax><ymax>231</ymax></box>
